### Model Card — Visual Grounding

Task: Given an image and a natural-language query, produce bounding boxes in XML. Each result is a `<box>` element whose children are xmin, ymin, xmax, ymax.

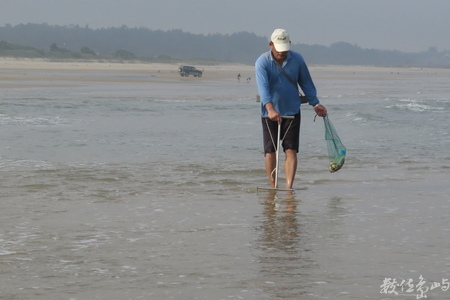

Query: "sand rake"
<box><xmin>257</xmin><ymin>115</ymin><xmax>295</xmax><ymax>192</ymax></box>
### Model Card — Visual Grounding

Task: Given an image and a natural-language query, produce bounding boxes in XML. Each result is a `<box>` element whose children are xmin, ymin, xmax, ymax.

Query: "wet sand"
<box><xmin>1</xmin><ymin>57</ymin><xmax>450</xmax><ymax>299</ymax></box>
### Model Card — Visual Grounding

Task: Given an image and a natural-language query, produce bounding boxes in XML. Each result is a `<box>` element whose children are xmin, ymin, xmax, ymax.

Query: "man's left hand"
<box><xmin>314</xmin><ymin>104</ymin><xmax>327</xmax><ymax>117</ymax></box>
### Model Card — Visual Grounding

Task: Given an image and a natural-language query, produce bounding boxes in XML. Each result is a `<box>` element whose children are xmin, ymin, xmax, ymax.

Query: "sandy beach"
<box><xmin>2</xmin><ymin>57</ymin><xmax>450</xmax><ymax>90</ymax></box>
<box><xmin>0</xmin><ymin>58</ymin><xmax>254</xmax><ymax>88</ymax></box>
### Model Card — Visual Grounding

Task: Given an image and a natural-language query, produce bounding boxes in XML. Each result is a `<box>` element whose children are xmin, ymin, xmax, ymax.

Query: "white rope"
<box><xmin>282</xmin><ymin>118</ymin><xmax>294</xmax><ymax>141</ymax></box>
<box><xmin>264</xmin><ymin>117</ymin><xmax>295</xmax><ymax>151</ymax></box>
<box><xmin>265</xmin><ymin>118</ymin><xmax>277</xmax><ymax>150</ymax></box>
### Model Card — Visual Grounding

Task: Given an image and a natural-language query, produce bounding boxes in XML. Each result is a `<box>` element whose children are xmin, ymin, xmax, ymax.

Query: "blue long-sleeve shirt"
<box><xmin>255</xmin><ymin>50</ymin><xmax>319</xmax><ymax>117</ymax></box>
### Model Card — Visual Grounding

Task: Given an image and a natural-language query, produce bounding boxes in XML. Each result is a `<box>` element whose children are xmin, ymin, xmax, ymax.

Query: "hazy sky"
<box><xmin>2</xmin><ymin>0</ymin><xmax>449</xmax><ymax>52</ymax></box>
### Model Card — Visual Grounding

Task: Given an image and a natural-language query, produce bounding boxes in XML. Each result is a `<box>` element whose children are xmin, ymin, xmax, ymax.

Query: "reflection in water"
<box><xmin>255</xmin><ymin>190</ymin><xmax>315</xmax><ymax>298</ymax></box>
<box><xmin>260</xmin><ymin>191</ymin><xmax>299</xmax><ymax>251</ymax></box>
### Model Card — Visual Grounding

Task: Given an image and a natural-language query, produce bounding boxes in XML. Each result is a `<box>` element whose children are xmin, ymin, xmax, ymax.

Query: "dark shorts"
<box><xmin>261</xmin><ymin>113</ymin><xmax>301</xmax><ymax>154</ymax></box>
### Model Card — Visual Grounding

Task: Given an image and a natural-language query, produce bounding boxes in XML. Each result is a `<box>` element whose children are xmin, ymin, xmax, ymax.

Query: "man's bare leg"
<box><xmin>284</xmin><ymin>149</ymin><xmax>297</xmax><ymax>189</ymax></box>
<box><xmin>265</xmin><ymin>152</ymin><xmax>276</xmax><ymax>188</ymax></box>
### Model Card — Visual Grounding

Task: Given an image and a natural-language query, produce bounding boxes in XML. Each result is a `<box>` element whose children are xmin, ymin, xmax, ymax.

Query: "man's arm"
<box><xmin>297</xmin><ymin>57</ymin><xmax>320</xmax><ymax>107</ymax></box>
<box><xmin>255</xmin><ymin>55</ymin><xmax>273</xmax><ymax>108</ymax></box>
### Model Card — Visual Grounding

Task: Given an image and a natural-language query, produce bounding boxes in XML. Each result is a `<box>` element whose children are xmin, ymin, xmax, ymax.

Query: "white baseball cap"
<box><xmin>270</xmin><ymin>29</ymin><xmax>291</xmax><ymax>52</ymax></box>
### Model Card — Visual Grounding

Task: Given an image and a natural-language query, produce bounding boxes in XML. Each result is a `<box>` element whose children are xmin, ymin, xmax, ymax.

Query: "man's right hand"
<box><xmin>265</xmin><ymin>103</ymin><xmax>280</xmax><ymax>123</ymax></box>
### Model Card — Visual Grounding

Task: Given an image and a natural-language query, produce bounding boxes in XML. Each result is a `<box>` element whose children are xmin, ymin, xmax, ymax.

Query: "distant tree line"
<box><xmin>0</xmin><ymin>23</ymin><xmax>449</xmax><ymax>67</ymax></box>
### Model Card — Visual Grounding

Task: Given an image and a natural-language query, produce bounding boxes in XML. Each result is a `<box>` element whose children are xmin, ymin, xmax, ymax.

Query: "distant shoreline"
<box><xmin>0</xmin><ymin>57</ymin><xmax>255</xmax><ymax>87</ymax></box>
<box><xmin>1</xmin><ymin>57</ymin><xmax>449</xmax><ymax>89</ymax></box>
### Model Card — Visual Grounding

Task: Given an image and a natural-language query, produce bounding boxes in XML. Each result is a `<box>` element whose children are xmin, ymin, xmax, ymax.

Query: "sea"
<box><xmin>1</xmin><ymin>65</ymin><xmax>449</xmax><ymax>300</ymax></box>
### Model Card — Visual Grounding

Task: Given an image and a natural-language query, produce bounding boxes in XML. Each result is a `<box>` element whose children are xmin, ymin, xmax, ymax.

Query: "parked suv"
<box><xmin>178</xmin><ymin>65</ymin><xmax>202</xmax><ymax>77</ymax></box>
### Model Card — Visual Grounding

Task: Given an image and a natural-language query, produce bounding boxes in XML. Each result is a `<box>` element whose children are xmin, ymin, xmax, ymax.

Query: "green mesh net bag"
<box><xmin>323</xmin><ymin>115</ymin><xmax>346</xmax><ymax>173</ymax></box>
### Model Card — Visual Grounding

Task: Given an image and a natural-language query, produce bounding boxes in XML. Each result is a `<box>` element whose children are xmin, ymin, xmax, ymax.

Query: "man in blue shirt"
<box><xmin>256</xmin><ymin>29</ymin><xmax>327</xmax><ymax>189</ymax></box>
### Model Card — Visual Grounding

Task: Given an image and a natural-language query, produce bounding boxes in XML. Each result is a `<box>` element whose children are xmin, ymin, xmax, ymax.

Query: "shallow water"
<box><xmin>1</xmin><ymin>68</ymin><xmax>449</xmax><ymax>299</ymax></box>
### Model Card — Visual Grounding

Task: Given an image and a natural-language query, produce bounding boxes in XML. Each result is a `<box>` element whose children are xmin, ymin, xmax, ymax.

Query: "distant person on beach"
<box><xmin>237</xmin><ymin>73</ymin><xmax>241</xmax><ymax>82</ymax></box>
<box><xmin>246</xmin><ymin>77</ymin><xmax>251</xmax><ymax>83</ymax></box>
<box><xmin>255</xmin><ymin>28</ymin><xmax>327</xmax><ymax>189</ymax></box>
